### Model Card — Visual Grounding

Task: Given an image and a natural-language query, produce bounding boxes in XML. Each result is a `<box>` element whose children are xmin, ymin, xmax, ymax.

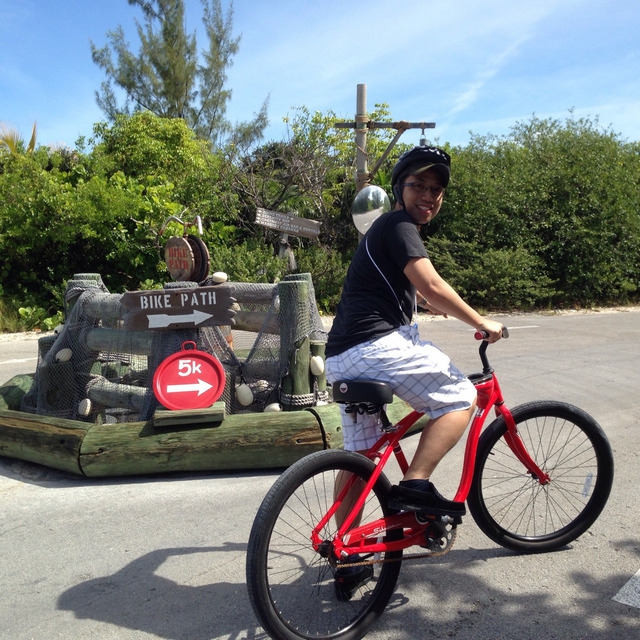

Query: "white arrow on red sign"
<box><xmin>166</xmin><ymin>379</ymin><xmax>213</xmax><ymax>396</ymax></box>
<box><xmin>152</xmin><ymin>342</ymin><xmax>226</xmax><ymax>410</ymax></box>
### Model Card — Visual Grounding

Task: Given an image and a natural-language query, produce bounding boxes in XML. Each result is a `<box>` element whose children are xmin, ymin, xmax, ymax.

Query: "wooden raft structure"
<box><xmin>0</xmin><ymin>271</ymin><xmax>431</xmax><ymax>477</ymax></box>
<box><xmin>0</xmin><ymin>382</ymin><xmax>424</xmax><ymax>477</ymax></box>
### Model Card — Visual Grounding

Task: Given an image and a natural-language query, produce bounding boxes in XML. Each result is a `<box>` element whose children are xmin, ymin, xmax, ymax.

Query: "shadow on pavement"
<box><xmin>58</xmin><ymin>543</ymin><xmax>267</xmax><ymax>640</ymax></box>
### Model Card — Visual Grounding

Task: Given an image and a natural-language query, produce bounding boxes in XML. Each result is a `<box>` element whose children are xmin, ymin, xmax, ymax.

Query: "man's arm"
<box><xmin>405</xmin><ymin>257</ymin><xmax>503</xmax><ymax>342</ymax></box>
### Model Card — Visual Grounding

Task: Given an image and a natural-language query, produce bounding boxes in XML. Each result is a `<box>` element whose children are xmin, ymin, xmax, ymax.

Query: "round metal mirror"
<box><xmin>351</xmin><ymin>185</ymin><xmax>391</xmax><ymax>235</ymax></box>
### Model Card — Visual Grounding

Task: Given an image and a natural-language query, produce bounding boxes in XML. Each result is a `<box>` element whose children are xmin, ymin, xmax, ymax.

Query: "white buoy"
<box><xmin>78</xmin><ymin>398</ymin><xmax>92</xmax><ymax>416</ymax></box>
<box><xmin>55</xmin><ymin>348</ymin><xmax>73</xmax><ymax>362</ymax></box>
<box><xmin>264</xmin><ymin>402</ymin><xmax>282</xmax><ymax>412</ymax></box>
<box><xmin>53</xmin><ymin>324</ymin><xmax>65</xmax><ymax>335</ymax></box>
<box><xmin>211</xmin><ymin>271</ymin><xmax>228</xmax><ymax>283</ymax></box>
<box><xmin>310</xmin><ymin>355</ymin><xmax>325</xmax><ymax>376</ymax></box>
<box><xmin>235</xmin><ymin>383</ymin><xmax>254</xmax><ymax>406</ymax></box>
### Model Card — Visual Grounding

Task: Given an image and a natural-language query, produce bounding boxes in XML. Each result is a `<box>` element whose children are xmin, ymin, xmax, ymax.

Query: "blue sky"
<box><xmin>1</xmin><ymin>0</ymin><xmax>639</xmax><ymax>150</ymax></box>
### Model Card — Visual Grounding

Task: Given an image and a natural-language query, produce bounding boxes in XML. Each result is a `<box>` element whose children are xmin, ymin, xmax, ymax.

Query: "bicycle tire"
<box><xmin>468</xmin><ymin>400</ymin><xmax>614</xmax><ymax>553</ymax></box>
<box><xmin>246</xmin><ymin>449</ymin><xmax>403</xmax><ymax>640</ymax></box>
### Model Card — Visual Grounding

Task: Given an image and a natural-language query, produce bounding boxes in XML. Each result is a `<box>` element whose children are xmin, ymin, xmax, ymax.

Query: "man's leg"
<box><xmin>403</xmin><ymin>402</ymin><xmax>476</xmax><ymax>481</ymax></box>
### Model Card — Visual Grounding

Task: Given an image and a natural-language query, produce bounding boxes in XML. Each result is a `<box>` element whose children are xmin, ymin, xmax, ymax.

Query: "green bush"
<box><xmin>432</xmin><ymin>115</ymin><xmax>640</xmax><ymax>309</ymax></box>
<box><xmin>1</xmin><ymin>110</ymin><xmax>639</xmax><ymax>331</ymax></box>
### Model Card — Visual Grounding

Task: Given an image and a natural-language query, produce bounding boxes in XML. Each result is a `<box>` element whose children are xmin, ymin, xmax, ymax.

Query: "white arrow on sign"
<box><xmin>166</xmin><ymin>379</ymin><xmax>213</xmax><ymax>396</ymax></box>
<box><xmin>147</xmin><ymin>309</ymin><xmax>214</xmax><ymax>329</ymax></box>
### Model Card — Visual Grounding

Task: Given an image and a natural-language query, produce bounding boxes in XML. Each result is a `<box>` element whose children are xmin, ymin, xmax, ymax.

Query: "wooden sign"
<box><xmin>255</xmin><ymin>208</ymin><xmax>321</xmax><ymax>239</ymax></box>
<box><xmin>164</xmin><ymin>236</ymin><xmax>195</xmax><ymax>281</ymax></box>
<box><xmin>121</xmin><ymin>285</ymin><xmax>236</xmax><ymax>330</ymax></box>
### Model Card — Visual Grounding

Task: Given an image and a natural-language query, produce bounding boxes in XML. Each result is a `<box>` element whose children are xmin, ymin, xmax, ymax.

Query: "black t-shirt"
<box><xmin>326</xmin><ymin>209</ymin><xmax>428</xmax><ymax>357</ymax></box>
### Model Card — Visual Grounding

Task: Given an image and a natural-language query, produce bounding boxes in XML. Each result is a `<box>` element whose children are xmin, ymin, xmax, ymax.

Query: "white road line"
<box><xmin>502</xmin><ymin>325</ymin><xmax>540</xmax><ymax>330</ymax></box>
<box><xmin>467</xmin><ymin>325</ymin><xmax>540</xmax><ymax>332</ymax></box>
<box><xmin>613</xmin><ymin>569</ymin><xmax>640</xmax><ymax>608</ymax></box>
<box><xmin>0</xmin><ymin>357</ymin><xmax>38</xmax><ymax>365</ymax></box>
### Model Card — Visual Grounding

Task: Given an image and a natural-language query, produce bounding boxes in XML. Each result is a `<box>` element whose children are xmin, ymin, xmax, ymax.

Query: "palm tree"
<box><xmin>0</xmin><ymin>122</ymin><xmax>37</xmax><ymax>153</ymax></box>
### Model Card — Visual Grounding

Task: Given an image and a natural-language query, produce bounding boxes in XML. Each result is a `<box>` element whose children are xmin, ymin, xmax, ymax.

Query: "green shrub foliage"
<box><xmin>0</xmin><ymin>110</ymin><xmax>639</xmax><ymax>329</ymax></box>
<box><xmin>429</xmin><ymin>115</ymin><xmax>640</xmax><ymax>309</ymax></box>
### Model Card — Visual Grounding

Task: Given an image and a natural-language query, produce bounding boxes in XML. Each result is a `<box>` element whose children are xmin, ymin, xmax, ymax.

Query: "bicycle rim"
<box><xmin>468</xmin><ymin>400</ymin><xmax>613</xmax><ymax>552</ymax></box>
<box><xmin>247</xmin><ymin>450</ymin><xmax>402</xmax><ymax>640</ymax></box>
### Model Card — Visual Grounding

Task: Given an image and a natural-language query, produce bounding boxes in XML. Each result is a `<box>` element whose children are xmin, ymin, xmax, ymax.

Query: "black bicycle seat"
<box><xmin>332</xmin><ymin>380</ymin><xmax>393</xmax><ymax>405</ymax></box>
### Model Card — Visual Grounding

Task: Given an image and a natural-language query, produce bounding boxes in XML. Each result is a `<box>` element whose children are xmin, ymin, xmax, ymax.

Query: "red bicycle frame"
<box><xmin>310</xmin><ymin>361</ymin><xmax>551</xmax><ymax>560</ymax></box>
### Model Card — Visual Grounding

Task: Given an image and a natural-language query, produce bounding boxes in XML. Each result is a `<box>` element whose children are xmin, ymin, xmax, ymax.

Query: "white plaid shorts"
<box><xmin>325</xmin><ymin>324</ymin><xmax>476</xmax><ymax>451</ymax></box>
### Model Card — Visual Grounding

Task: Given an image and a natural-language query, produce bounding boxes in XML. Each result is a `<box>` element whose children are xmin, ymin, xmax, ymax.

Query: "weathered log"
<box><xmin>81</xmin><ymin>293</ymin><xmax>126</xmax><ymax>322</ymax></box>
<box><xmin>232</xmin><ymin>310</ymin><xmax>279</xmax><ymax>334</ymax></box>
<box><xmin>87</xmin><ymin>377</ymin><xmax>148</xmax><ymax>411</ymax></box>
<box><xmin>86</xmin><ymin>327</ymin><xmax>153</xmax><ymax>355</ymax></box>
<box><xmin>1</xmin><ymin>406</ymin><xmax>337</xmax><ymax>477</ymax></box>
<box><xmin>78</xmin><ymin>408</ymin><xmax>342</xmax><ymax>477</ymax></box>
<box><xmin>0</xmin><ymin>409</ymin><xmax>89</xmax><ymax>474</ymax></box>
<box><xmin>228</xmin><ymin>282</ymin><xmax>277</xmax><ymax>303</ymax></box>
<box><xmin>0</xmin><ymin>397</ymin><xmax>430</xmax><ymax>477</ymax></box>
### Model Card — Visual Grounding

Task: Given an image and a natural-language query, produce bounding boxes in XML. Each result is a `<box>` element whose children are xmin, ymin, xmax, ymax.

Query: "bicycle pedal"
<box><xmin>421</xmin><ymin>522</ymin><xmax>457</xmax><ymax>553</ymax></box>
<box><xmin>415</xmin><ymin>512</ymin><xmax>463</xmax><ymax>526</ymax></box>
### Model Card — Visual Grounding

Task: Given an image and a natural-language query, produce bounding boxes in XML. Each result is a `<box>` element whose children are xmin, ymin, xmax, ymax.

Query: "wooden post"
<box><xmin>278</xmin><ymin>278</ymin><xmax>311</xmax><ymax>409</ymax></box>
<box><xmin>64</xmin><ymin>273</ymin><xmax>106</xmax><ymax>319</ymax></box>
<box><xmin>355</xmin><ymin>83</ymin><xmax>369</xmax><ymax>193</ymax></box>
<box><xmin>335</xmin><ymin>85</ymin><xmax>437</xmax><ymax>187</ymax></box>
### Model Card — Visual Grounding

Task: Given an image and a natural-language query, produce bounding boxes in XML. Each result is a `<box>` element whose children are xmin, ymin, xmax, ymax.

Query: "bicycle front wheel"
<box><xmin>246</xmin><ymin>449</ymin><xmax>402</xmax><ymax>640</ymax></box>
<box><xmin>468</xmin><ymin>400</ymin><xmax>613</xmax><ymax>553</ymax></box>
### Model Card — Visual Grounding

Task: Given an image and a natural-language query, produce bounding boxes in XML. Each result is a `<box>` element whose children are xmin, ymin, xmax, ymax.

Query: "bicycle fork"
<box><xmin>499</xmin><ymin>405</ymin><xmax>551</xmax><ymax>485</ymax></box>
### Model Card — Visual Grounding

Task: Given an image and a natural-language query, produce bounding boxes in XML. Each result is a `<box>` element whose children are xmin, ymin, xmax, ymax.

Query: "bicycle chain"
<box><xmin>335</xmin><ymin>524</ymin><xmax>457</xmax><ymax>568</ymax></box>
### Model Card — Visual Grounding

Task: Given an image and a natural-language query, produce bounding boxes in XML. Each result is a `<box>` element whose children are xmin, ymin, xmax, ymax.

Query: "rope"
<box><xmin>280</xmin><ymin>391</ymin><xmax>329</xmax><ymax>408</ymax></box>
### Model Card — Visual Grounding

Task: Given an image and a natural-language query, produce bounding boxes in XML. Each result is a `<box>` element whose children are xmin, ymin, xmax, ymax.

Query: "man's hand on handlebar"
<box><xmin>475</xmin><ymin>320</ymin><xmax>504</xmax><ymax>343</ymax></box>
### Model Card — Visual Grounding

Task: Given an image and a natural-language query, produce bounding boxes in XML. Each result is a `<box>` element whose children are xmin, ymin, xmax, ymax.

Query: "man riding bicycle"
<box><xmin>326</xmin><ymin>145</ymin><xmax>503</xmax><ymax>519</ymax></box>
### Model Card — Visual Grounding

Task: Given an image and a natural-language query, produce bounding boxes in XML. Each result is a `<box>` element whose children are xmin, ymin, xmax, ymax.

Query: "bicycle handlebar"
<box><xmin>474</xmin><ymin>326</ymin><xmax>509</xmax><ymax>374</ymax></box>
<box><xmin>474</xmin><ymin>326</ymin><xmax>510</xmax><ymax>340</ymax></box>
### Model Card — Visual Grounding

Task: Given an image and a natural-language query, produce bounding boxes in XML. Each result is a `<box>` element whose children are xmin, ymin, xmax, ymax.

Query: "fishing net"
<box><xmin>21</xmin><ymin>272</ymin><xmax>328</xmax><ymax>423</ymax></box>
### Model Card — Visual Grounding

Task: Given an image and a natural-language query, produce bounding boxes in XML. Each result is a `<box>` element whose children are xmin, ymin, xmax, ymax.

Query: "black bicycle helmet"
<box><xmin>391</xmin><ymin>146</ymin><xmax>451</xmax><ymax>204</ymax></box>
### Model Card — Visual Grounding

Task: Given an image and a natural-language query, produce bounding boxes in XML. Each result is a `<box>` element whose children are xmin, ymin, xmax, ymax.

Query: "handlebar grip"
<box><xmin>475</xmin><ymin>326</ymin><xmax>510</xmax><ymax>340</ymax></box>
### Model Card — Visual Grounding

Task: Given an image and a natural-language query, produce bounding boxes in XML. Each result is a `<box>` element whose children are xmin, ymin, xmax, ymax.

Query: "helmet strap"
<box><xmin>392</xmin><ymin>183</ymin><xmax>403</xmax><ymax>206</ymax></box>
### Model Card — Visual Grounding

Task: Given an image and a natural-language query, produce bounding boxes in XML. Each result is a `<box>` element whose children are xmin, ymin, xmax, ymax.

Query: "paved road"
<box><xmin>0</xmin><ymin>332</ymin><xmax>42</xmax><ymax>384</ymax></box>
<box><xmin>1</xmin><ymin>310</ymin><xmax>640</xmax><ymax>639</ymax></box>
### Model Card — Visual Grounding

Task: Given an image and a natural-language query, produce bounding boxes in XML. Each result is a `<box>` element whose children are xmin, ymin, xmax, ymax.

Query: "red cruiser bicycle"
<box><xmin>246</xmin><ymin>329</ymin><xmax>614</xmax><ymax>640</ymax></box>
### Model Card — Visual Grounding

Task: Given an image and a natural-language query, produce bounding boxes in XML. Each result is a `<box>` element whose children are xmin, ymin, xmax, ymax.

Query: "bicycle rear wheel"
<box><xmin>246</xmin><ymin>449</ymin><xmax>402</xmax><ymax>640</ymax></box>
<box><xmin>468</xmin><ymin>400</ymin><xmax>613</xmax><ymax>553</ymax></box>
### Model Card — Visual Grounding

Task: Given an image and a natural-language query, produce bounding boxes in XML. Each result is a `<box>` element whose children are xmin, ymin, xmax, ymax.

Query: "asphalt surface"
<box><xmin>1</xmin><ymin>310</ymin><xmax>640</xmax><ymax>639</ymax></box>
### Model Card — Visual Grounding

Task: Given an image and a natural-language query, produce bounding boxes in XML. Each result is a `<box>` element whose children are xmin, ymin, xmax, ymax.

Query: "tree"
<box><xmin>90</xmin><ymin>0</ymin><xmax>268</xmax><ymax>148</ymax></box>
<box><xmin>430</xmin><ymin>114</ymin><xmax>640</xmax><ymax>309</ymax></box>
<box><xmin>0</xmin><ymin>122</ymin><xmax>37</xmax><ymax>154</ymax></box>
<box><xmin>230</xmin><ymin>104</ymin><xmax>400</xmax><ymax>250</ymax></box>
